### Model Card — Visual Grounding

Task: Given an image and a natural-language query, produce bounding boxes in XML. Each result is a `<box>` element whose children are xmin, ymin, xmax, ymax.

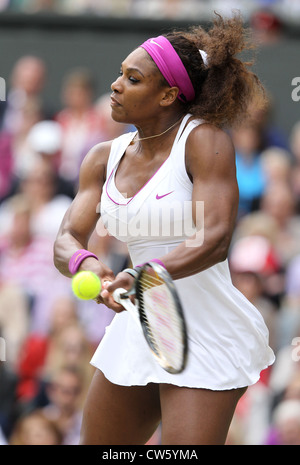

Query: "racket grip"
<box><xmin>112</xmin><ymin>288</ymin><xmax>127</xmax><ymax>304</ymax></box>
<box><xmin>112</xmin><ymin>288</ymin><xmax>141</xmax><ymax>327</ymax></box>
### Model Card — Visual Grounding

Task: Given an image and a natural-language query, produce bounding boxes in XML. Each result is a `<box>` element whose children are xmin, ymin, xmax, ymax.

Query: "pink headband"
<box><xmin>140</xmin><ymin>35</ymin><xmax>195</xmax><ymax>103</ymax></box>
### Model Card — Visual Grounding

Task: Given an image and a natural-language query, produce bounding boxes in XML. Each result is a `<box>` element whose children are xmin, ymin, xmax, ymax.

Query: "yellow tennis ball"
<box><xmin>72</xmin><ymin>271</ymin><xmax>101</xmax><ymax>300</ymax></box>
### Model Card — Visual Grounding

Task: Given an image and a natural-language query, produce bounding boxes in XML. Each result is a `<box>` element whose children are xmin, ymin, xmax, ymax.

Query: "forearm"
<box><xmin>54</xmin><ymin>230</ymin><xmax>115</xmax><ymax>284</ymax></box>
<box><xmin>160</xmin><ymin>226</ymin><xmax>231</xmax><ymax>280</ymax></box>
<box><xmin>53</xmin><ymin>231</ymin><xmax>90</xmax><ymax>278</ymax></box>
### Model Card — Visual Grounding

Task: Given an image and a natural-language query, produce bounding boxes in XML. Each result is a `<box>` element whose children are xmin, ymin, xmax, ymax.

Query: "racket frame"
<box><xmin>113</xmin><ymin>262</ymin><xmax>188</xmax><ymax>374</ymax></box>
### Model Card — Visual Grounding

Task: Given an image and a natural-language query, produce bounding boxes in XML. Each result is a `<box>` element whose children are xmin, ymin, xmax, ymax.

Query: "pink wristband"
<box><xmin>136</xmin><ymin>259</ymin><xmax>166</xmax><ymax>270</ymax></box>
<box><xmin>151</xmin><ymin>258</ymin><xmax>166</xmax><ymax>269</ymax></box>
<box><xmin>68</xmin><ymin>249</ymin><xmax>98</xmax><ymax>275</ymax></box>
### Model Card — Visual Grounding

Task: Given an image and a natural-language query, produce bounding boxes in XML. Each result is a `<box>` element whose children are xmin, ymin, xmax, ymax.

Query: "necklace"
<box><xmin>130</xmin><ymin>117</ymin><xmax>183</xmax><ymax>145</ymax></box>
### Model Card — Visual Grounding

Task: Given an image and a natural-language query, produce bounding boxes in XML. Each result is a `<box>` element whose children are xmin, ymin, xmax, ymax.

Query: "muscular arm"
<box><xmin>160</xmin><ymin>124</ymin><xmax>239</xmax><ymax>280</ymax></box>
<box><xmin>53</xmin><ymin>141</ymin><xmax>115</xmax><ymax>281</ymax></box>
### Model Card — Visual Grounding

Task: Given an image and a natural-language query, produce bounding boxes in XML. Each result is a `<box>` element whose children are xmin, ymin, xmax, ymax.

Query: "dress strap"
<box><xmin>106</xmin><ymin>131</ymin><xmax>136</xmax><ymax>178</ymax></box>
<box><xmin>170</xmin><ymin>115</ymin><xmax>206</xmax><ymax>189</ymax></box>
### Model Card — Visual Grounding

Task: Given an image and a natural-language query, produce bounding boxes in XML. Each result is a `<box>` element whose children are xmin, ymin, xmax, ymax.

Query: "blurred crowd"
<box><xmin>0</xmin><ymin>55</ymin><xmax>131</xmax><ymax>445</ymax></box>
<box><xmin>0</xmin><ymin>0</ymin><xmax>299</xmax><ymax>23</ymax></box>
<box><xmin>1</xmin><ymin>40</ymin><xmax>300</xmax><ymax>445</ymax></box>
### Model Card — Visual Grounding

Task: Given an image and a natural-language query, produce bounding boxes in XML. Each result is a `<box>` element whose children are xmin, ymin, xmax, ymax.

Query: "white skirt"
<box><xmin>91</xmin><ymin>261</ymin><xmax>275</xmax><ymax>390</ymax></box>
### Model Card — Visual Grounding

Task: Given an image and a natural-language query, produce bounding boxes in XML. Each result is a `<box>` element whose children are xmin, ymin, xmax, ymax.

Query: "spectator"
<box><xmin>274</xmin><ymin>253</ymin><xmax>300</xmax><ymax>350</ymax></box>
<box><xmin>284</xmin><ymin>372</ymin><xmax>300</xmax><ymax>401</ymax></box>
<box><xmin>19</xmin><ymin>158</ymin><xmax>72</xmax><ymax>241</ymax></box>
<box><xmin>231</xmin><ymin>122</ymin><xmax>267</xmax><ymax>217</ymax></box>
<box><xmin>41</xmin><ymin>365</ymin><xmax>86</xmax><ymax>445</ymax></box>
<box><xmin>10</xmin><ymin>96</ymin><xmax>44</xmax><ymax>181</ymax></box>
<box><xmin>27</xmin><ymin>120</ymin><xmax>75</xmax><ymax>199</ymax></box>
<box><xmin>0</xmin><ymin>157</ymin><xmax>72</xmax><ymax>242</ymax></box>
<box><xmin>260</xmin><ymin>181</ymin><xmax>300</xmax><ymax>266</ymax></box>
<box><xmin>9</xmin><ymin>409</ymin><xmax>62</xmax><ymax>445</ymax></box>
<box><xmin>285</xmin><ymin>253</ymin><xmax>300</xmax><ymax>304</ymax></box>
<box><xmin>1</xmin><ymin>55</ymin><xmax>46</xmax><ymax>134</ymax></box>
<box><xmin>14</xmin><ymin>296</ymin><xmax>79</xmax><ymax>410</ymax></box>
<box><xmin>250</xmin><ymin>9</ymin><xmax>283</xmax><ymax>45</ymax></box>
<box><xmin>268</xmin><ymin>342</ymin><xmax>300</xmax><ymax>407</ymax></box>
<box><xmin>266</xmin><ymin>399</ymin><xmax>300</xmax><ymax>445</ymax></box>
<box><xmin>245</xmin><ymin>99</ymin><xmax>290</xmax><ymax>151</ymax></box>
<box><xmin>229</xmin><ymin>234</ymin><xmax>280</xmax><ymax>350</ymax></box>
<box><xmin>55</xmin><ymin>68</ymin><xmax>102</xmax><ymax>186</ymax></box>
<box><xmin>0</xmin><ymin>283</ymin><xmax>30</xmax><ymax>368</ymax></box>
<box><xmin>0</xmin><ymin>193</ymin><xmax>69</xmax><ymax>335</ymax></box>
<box><xmin>41</xmin><ymin>322</ymin><xmax>94</xmax><ymax>399</ymax></box>
<box><xmin>27</xmin><ymin>120</ymin><xmax>63</xmax><ymax>173</ymax></box>
<box><xmin>261</xmin><ymin>146</ymin><xmax>292</xmax><ymax>186</ymax></box>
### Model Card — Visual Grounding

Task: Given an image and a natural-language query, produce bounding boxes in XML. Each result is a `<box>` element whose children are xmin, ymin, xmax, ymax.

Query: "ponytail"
<box><xmin>167</xmin><ymin>12</ymin><xmax>267</xmax><ymax>128</ymax></box>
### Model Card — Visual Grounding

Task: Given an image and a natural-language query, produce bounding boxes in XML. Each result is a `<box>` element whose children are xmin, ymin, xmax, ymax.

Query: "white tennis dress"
<box><xmin>91</xmin><ymin>114</ymin><xmax>275</xmax><ymax>390</ymax></box>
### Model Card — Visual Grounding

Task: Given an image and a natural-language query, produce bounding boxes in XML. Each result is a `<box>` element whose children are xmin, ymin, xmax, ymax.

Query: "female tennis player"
<box><xmin>54</xmin><ymin>14</ymin><xmax>275</xmax><ymax>445</ymax></box>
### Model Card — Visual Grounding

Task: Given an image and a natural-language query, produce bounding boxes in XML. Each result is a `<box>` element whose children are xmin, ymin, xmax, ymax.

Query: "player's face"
<box><xmin>110</xmin><ymin>47</ymin><xmax>169</xmax><ymax>125</ymax></box>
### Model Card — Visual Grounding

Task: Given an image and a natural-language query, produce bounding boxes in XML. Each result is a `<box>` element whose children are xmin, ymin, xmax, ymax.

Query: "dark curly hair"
<box><xmin>164</xmin><ymin>12</ymin><xmax>266</xmax><ymax>128</ymax></box>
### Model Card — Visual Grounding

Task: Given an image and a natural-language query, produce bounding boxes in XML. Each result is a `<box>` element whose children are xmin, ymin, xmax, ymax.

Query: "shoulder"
<box><xmin>78</xmin><ymin>140</ymin><xmax>112</xmax><ymax>189</ymax></box>
<box><xmin>185</xmin><ymin>122</ymin><xmax>236</xmax><ymax>180</ymax></box>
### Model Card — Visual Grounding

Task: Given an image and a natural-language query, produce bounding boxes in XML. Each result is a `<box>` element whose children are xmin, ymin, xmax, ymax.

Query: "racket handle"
<box><xmin>113</xmin><ymin>288</ymin><xmax>141</xmax><ymax>327</ymax></box>
<box><xmin>112</xmin><ymin>287</ymin><xmax>128</xmax><ymax>304</ymax></box>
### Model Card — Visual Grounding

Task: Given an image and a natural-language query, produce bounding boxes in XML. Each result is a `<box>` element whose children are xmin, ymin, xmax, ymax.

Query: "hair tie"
<box><xmin>199</xmin><ymin>49</ymin><xmax>208</xmax><ymax>68</ymax></box>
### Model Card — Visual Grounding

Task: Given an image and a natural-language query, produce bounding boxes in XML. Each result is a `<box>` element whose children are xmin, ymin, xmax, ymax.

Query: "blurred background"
<box><xmin>0</xmin><ymin>0</ymin><xmax>300</xmax><ymax>446</ymax></box>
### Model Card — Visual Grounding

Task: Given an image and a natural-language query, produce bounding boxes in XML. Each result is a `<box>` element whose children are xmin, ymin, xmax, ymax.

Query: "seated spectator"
<box><xmin>19</xmin><ymin>158</ymin><xmax>72</xmax><ymax>241</ymax></box>
<box><xmin>0</xmin><ymin>283</ymin><xmax>30</xmax><ymax>368</ymax></box>
<box><xmin>55</xmin><ymin>68</ymin><xmax>102</xmax><ymax>186</ymax></box>
<box><xmin>0</xmin><ymin>194</ymin><xmax>70</xmax><ymax>335</ymax></box>
<box><xmin>10</xmin><ymin>96</ymin><xmax>43</xmax><ymax>181</ymax></box>
<box><xmin>261</xmin><ymin>146</ymin><xmax>292</xmax><ymax>186</ymax></box>
<box><xmin>274</xmin><ymin>253</ymin><xmax>300</xmax><ymax>350</ymax></box>
<box><xmin>231</xmin><ymin>122</ymin><xmax>267</xmax><ymax>217</ymax></box>
<box><xmin>229</xmin><ymin>234</ymin><xmax>280</xmax><ymax>351</ymax></box>
<box><xmin>260</xmin><ymin>181</ymin><xmax>300</xmax><ymax>266</ymax></box>
<box><xmin>41</xmin><ymin>322</ymin><xmax>94</xmax><ymax>400</ymax></box>
<box><xmin>0</xmin><ymin>157</ymin><xmax>72</xmax><ymax>242</ymax></box>
<box><xmin>27</xmin><ymin>120</ymin><xmax>75</xmax><ymax>199</ymax></box>
<box><xmin>1</xmin><ymin>55</ymin><xmax>46</xmax><ymax>134</ymax></box>
<box><xmin>9</xmin><ymin>409</ymin><xmax>62</xmax><ymax>445</ymax></box>
<box><xmin>41</xmin><ymin>365</ymin><xmax>86</xmax><ymax>445</ymax></box>
<box><xmin>14</xmin><ymin>296</ymin><xmax>79</xmax><ymax>410</ymax></box>
<box><xmin>265</xmin><ymin>399</ymin><xmax>300</xmax><ymax>445</ymax></box>
<box><xmin>230</xmin><ymin>211</ymin><xmax>285</xmax><ymax>309</ymax></box>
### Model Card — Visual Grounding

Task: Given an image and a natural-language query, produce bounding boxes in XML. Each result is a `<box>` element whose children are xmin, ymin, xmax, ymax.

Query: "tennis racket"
<box><xmin>112</xmin><ymin>262</ymin><xmax>188</xmax><ymax>374</ymax></box>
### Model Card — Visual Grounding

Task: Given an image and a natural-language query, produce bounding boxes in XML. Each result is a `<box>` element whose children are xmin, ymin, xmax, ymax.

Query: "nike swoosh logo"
<box><xmin>156</xmin><ymin>191</ymin><xmax>174</xmax><ymax>200</ymax></box>
<box><xmin>150</xmin><ymin>39</ymin><xmax>164</xmax><ymax>49</ymax></box>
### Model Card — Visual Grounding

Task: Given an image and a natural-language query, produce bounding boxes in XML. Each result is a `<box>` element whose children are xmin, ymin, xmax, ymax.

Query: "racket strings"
<box><xmin>138</xmin><ymin>270</ymin><xmax>185</xmax><ymax>372</ymax></box>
